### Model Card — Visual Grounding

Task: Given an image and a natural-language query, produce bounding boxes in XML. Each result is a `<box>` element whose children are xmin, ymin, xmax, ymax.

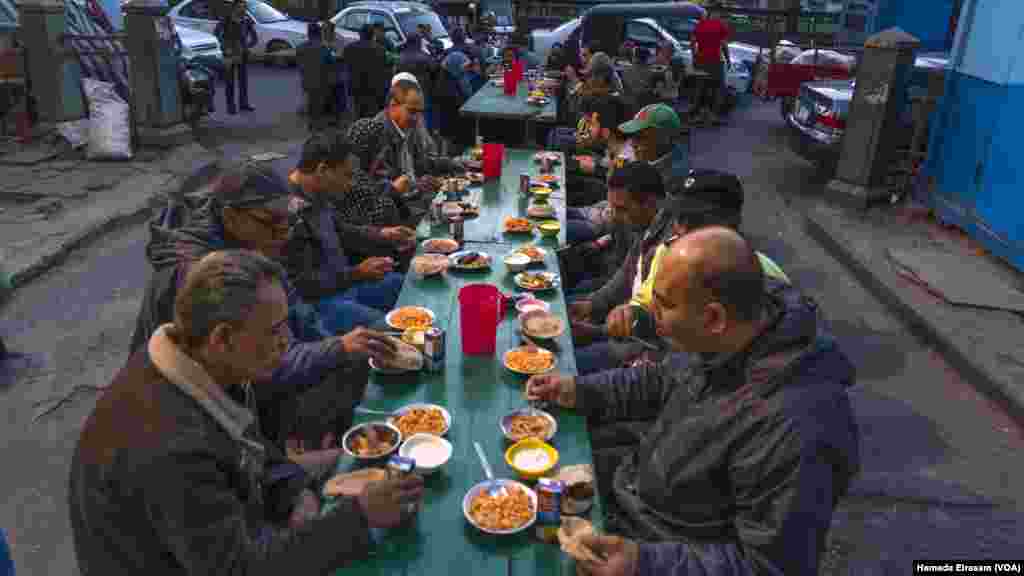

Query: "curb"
<box><xmin>803</xmin><ymin>211</ymin><xmax>1024</xmax><ymax>430</ymax></box>
<box><xmin>8</xmin><ymin>199</ymin><xmax>157</xmax><ymax>291</ymax></box>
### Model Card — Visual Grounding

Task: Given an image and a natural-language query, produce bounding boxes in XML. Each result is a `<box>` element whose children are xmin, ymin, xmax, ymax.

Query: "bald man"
<box><xmin>527</xmin><ymin>228</ymin><xmax>860</xmax><ymax>576</ymax></box>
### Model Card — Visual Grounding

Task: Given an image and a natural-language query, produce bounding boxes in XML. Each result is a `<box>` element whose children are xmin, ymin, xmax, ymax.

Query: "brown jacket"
<box><xmin>69</xmin><ymin>324</ymin><xmax>372</xmax><ymax>576</ymax></box>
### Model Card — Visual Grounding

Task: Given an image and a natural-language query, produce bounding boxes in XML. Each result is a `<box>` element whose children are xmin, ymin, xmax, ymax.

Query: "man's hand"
<box><xmin>381</xmin><ymin>226</ymin><xmax>417</xmax><ymax>251</ymax></box>
<box><xmin>288</xmin><ymin>488</ymin><xmax>321</xmax><ymax>530</ymax></box>
<box><xmin>353</xmin><ymin>256</ymin><xmax>395</xmax><ymax>281</ymax></box>
<box><xmin>569</xmin><ymin>300</ymin><xmax>593</xmax><ymax>323</ymax></box>
<box><xmin>573</xmin><ymin>535</ymin><xmax>639</xmax><ymax>576</ymax></box>
<box><xmin>339</xmin><ymin>327</ymin><xmax>398</xmax><ymax>360</ymax></box>
<box><xmin>606</xmin><ymin>304</ymin><xmax>636</xmax><ymax>339</ymax></box>
<box><xmin>574</xmin><ymin>155</ymin><xmax>596</xmax><ymax>175</ymax></box>
<box><xmin>357</xmin><ymin>474</ymin><xmax>425</xmax><ymax>528</ymax></box>
<box><xmin>392</xmin><ymin>175</ymin><xmax>412</xmax><ymax>196</ymax></box>
<box><xmin>525</xmin><ymin>373</ymin><xmax>576</xmax><ymax>409</ymax></box>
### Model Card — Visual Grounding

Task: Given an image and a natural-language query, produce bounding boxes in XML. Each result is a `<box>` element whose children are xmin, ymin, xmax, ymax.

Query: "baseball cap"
<box><xmin>618</xmin><ymin>103</ymin><xmax>682</xmax><ymax>135</ymax></box>
<box><xmin>213</xmin><ymin>161</ymin><xmax>292</xmax><ymax>213</ymax></box>
<box><xmin>669</xmin><ymin>169</ymin><xmax>745</xmax><ymax>224</ymax></box>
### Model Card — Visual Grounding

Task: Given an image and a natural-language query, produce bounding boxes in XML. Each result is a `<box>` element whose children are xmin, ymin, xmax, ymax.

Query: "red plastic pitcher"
<box><xmin>503</xmin><ymin>68</ymin><xmax>517</xmax><ymax>96</ymax></box>
<box><xmin>482</xmin><ymin>143</ymin><xmax>505</xmax><ymax>180</ymax></box>
<box><xmin>512</xmin><ymin>60</ymin><xmax>524</xmax><ymax>85</ymax></box>
<box><xmin>458</xmin><ymin>283</ymin><xmax>510</xmax><ymax>355</ymax></box>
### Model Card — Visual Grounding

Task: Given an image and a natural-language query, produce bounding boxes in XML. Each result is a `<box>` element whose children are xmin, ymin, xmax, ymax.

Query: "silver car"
<box><xmin>331</xmin><ymin>1</ymin><xmax>451</xmax><ymax>52</ymax></box>
<box><xmin>169</xmin><ymin>0</ymin><xmax>308</xmax><ymax>65</ymax></box>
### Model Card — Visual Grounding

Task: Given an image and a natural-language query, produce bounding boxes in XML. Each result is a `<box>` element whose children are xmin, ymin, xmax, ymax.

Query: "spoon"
<box><xmin>474</xmin><ymin>441</ymin><xmax>508</xmax><ymax>497</ymax></box>
<box><xmin>354</xmin><ymin>406</ymin><xmax>395</xmax><ymax>417</ymax></box>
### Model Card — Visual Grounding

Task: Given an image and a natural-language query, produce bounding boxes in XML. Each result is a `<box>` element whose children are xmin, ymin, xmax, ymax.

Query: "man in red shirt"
<box><xmin>691</xmin><ymin>5</ymin><xmax>731</xmax><ymax>125</ymax></box>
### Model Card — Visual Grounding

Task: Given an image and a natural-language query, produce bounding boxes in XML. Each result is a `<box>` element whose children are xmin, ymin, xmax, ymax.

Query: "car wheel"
<box><xmin>265</xmin><ymin>40</ymin><xmax>292</xmax><ymax>68</ymax></box>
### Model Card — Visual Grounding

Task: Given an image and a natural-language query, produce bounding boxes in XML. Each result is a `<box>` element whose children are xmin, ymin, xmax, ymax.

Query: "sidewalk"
<box><xmin>0</xmin><ymin>135</ymin><xmax>221</xmax><ymax>293</ymax></box>
<box><xmin>804</xmin><ymin>199</ymin><xmax>1024</xmax><ymax>427</ymax></box>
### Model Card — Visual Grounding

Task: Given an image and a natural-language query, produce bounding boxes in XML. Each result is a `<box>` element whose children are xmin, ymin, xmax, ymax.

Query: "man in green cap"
<box><xmin>617</xmin><ymin>102</ymin><xmax>687</xmax><ymax>198</ymax></box>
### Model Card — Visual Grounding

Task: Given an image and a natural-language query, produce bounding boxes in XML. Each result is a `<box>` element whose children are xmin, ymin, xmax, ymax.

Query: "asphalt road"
<box><xmin>1</xmin><ymin>69</ymin><xmax>1022</xmax><ymax>575</ymax></box>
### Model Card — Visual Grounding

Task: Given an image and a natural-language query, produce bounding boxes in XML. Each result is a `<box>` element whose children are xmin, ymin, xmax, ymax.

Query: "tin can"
<box><xmin>541</xmin><ymin>155</ymin><xmax>553</xmax><ymax>174</ymax></box>
<box><xmin>387</xmin><ymin>455</ymin><xmax>416</xmax><ymax>477</ymax></box>
<box><xmin>536</xmin><ymin>478</ymin><xmax>564</xmax><ymax>525</ymax></box>
<box><xmin>520</xmin><ymin>173</ymin><xmax>530</xmax><ymax>195</ymax></box>
<box><xmin>424</xmin><ymin>327</ymin><xmax>445</xmax><ymax>372</ymax></box>
<box><xmin>431</xmin><ymin>197</ymin><xmax>445</xmax><ymax>223</ymax></box>
<box><xmin>450</xmin><ymin>217</ymin><xmax>464</xmax><ymax>242</ymax></box>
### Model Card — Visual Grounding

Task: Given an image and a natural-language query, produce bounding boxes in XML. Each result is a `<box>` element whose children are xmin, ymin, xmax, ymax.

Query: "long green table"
<box><xmin>326</xmin><ymin>245</ymin><xmax>602</xmax><ymax>575</ymax></box>
<box><xmin>416</xmin><ymin>148</ymin><xmax>568</xmax><ymax>248</ymax></box>
<box><xmin>460</xmin><ymin>80</ymin><xmax>558</xmax><ymax>144</ymax></box>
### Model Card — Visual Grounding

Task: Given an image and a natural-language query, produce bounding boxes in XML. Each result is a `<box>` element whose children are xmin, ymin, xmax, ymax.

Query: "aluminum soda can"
<box><xmin>450</xmin><ymin>217</ymin><xmax>464</xmax><ymax>242</ymax></box>
<box><xmin>536</xmin><ymin>478</ymin><xmax>564</xmax><ymax>525</ymax></box>
<box><xmin>541</xmin><ymin>155</ymin><xmax>552</xmax><ymax>174</ymax></box>
<box><xmin>520</xmin><ymin>173</ymin><xmax>530</xmax><ymax>195</ymax></box>
<box><xmin>424</xmin><ymin>327</ymin><xmax>445</xmax><ymax>372</ymax></box>
<box><xmin>431</xmin><ymin>197</ymin><xmax>445</xmax><ymax>222</ymax></box>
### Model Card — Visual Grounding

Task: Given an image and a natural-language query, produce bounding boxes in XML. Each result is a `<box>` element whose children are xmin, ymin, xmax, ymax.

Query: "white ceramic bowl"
<box><xmin>504</xmin><ymin>253</ymin><xmax>531</xmax><ymax>273</ymax></box>
<box><xmin>515</xmin><ymin>298</ymin><xmax>550</xmax><ymax>314</ymax></box>
<box><xmin>398</xmin><ymin>433</ymin><xmax>453</xmax><ymax>474</ymax></box>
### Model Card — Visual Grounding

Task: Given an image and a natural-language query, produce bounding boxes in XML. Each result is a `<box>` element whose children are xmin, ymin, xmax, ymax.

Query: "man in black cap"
<box><xmin>132</xmin><ymin>161</ymin><xmax>398</xmax><ymax>456</ymax></box>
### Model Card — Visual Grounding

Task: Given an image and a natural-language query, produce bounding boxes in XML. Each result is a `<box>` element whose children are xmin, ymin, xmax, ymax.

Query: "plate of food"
<box><xmin>514</xmin><ymin>271</ymin><xmax>560</xmax><ymax>292</ymax></box>
<box><xmin>527</xmin><ymin>203</ymin><xmax>555</xmax><ymax>218</ymax></box>
<box><xmin>411</xmin><ymin>253</ymin><xmax>449</xmax><ymax>276</ymax></box>
<box><xmin>535</xmin><ymin>174</ymin><xmax>560</xmax><ymax>185</ymax></box>
<box><xmin>386</xmin><ymin>306</ymin><xmax>435</xmax><ymax>331</ymax></box>
<box><xmin>389</xmin><ymin>403</ymin><xmax>452</xmax><ymax>437</ymax></box>
<box><xmin>467</xmin><ymin>171</ymin><xmax>484</xmax><ymax>184</ymax></box>
<box><xmin>463</xmin><ymin>479</ymin><xmax>538</xmax><ymax>535</ymax></box>
<box><xmin>368</xmin><ymin>337</ymin><xmax>423</xmax><ymax>373</ymax></box>
<box><xmin>512</xmin><ymin>244</ymin><xmax>547</xmax><ymax>263</ymax></box>
<box><xmin>504</xmin><ymin>217</ymin><xmax>534</xmax><ymax>234</ymax></box>
<box><xmin>533</xmin><ymin>151</ymin><xmax>561</xmax><ymax>164</ymax></box>
<box><xmin>519</xmin><ymin>309</ymin><xmax>565</xmax><ymax>340</ymax></box>
<box><xmin>422</xmin><ymin>238</ymin><xmax>461</xmax><ymax>254</ymax></box>
<box><xmin>500</xmin><ymin>407</ymin><xmax>557</xmax><ymax>442</ymax></box>
<box><xmin>449</xmin><ymin>250</ymin><xmax>492</xmax><ymax>270</ymax></box>
<box><xmin>503</xmin><ymin>345</ymin><xmax>556</xmax><ymax>375</ymax></box>
<box><xmin>342</xmin><ymin>421</ymin><xmax>402</xmax><ymax>461</ymax></box>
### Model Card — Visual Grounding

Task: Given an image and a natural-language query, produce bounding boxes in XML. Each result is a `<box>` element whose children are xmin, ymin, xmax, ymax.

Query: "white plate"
<box><xmin>503</xmin><ymin>346</ymin><xmax>556</xmax><ymax>375</ymax></box>
<box><xmin>422</xmin><ymin>238</ymin><xmax>461</xmax><ymax>254</ymax></box>
<box><xmin>388</xmin><ymin>403</ymin><xmax>452</xmax><ymax>437</ymax></box>
<box><xmin>448</xmin><ymin>250</ymin><xmax>492</xmax><ymax>270</ymax></box>
<box><xmin>500</xmin><ymin>408</ymin><xmax>558</xmax><ymax>442</ymax></box>
<box><xmin>463</xmin><ymin>479</ymin><xmax>538</xmax><ymax>535</ymax></box>
<box><xmin>399</xmin><ymin>434</ymin><xmax>453</xmax><ymax>474</ymax></box>
<box><xmin>514</xmin><ymin>272</ymin><xmax>560</xmax><ymax>292</ymax></box>
<box><xmin>511</xmin><ymin>245</ymin><xmax>548</xmax><ymax>263</ymax></box>
<box><xmin>527</xmin><ymin>204</ymin><xmax>555</xmax><ymax>218</ymax></box>
<box><xmin>385</xmin><ymin>306</ymin><xmax>436</xmax><ymax>331</ymax></box>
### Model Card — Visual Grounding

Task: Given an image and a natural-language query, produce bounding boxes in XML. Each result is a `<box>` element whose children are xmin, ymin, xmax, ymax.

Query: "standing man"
<box><xmin>215</xmin><ymin>0</ymin><xmax>258</xmax><ymax>115</ymax></box>
<box><xmin>344</xmin><ymin>24</ymin><xmax>390</xmax><ymax>120</ymax></box>
<box><xmin>691</xmin><ymin>3</ymin><xmax>731</xmax><ymax>125</ymax></box>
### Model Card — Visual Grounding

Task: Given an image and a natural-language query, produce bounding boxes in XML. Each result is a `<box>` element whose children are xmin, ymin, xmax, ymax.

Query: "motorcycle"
<box><xmin>179</xmin><ymin>61</ymin><xmax>216</xmax><ymax>130</ymax></box>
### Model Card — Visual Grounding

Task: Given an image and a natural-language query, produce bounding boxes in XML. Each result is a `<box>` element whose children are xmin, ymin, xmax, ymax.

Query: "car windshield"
<box><xmin>396</xmin><ymin>11</ymin><xmax>448</xmax><ymax>39</ymax></box>
<box><xmin>658</xmin><ymin>17</ymin><xmax>699</xmax><ymax>40</ymax></box>
<box><xmin>248</xmin><ymin>1</ymin><xmax>287</xmax><ymax>23</ymax></box>
<box><xmin>553</xmin><ymin>18</ymin><xmax>579</xmax><ymax>33</ymax></box>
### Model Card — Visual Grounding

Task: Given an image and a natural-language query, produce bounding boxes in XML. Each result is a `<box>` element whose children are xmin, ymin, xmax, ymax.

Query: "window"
<box><xmin>625</xmin><ymin>21</ymin><xmax>660</xmax><ymax>46</ymax></box>
<box><xmin>247</xmin><ymin>1</ymin><xmax>287</xmax><ymax>24</ymax></box>
<box><xmin>180</xmin><ymin>0</ymin><xmax>211</xmax><ymax>20</ymax></box>
<box><xmin>395</xmin><ymin>10</ymin><xmax>447</xmax><ymax>40</ymax></box>
<box><xmin>367</xmin><ymin>12</ymin><xmax>395</xmax><ymax>32</ymax></box>
<box><xmin>343</xmin><ymin>10</ymin><xmax>368</xmax><ymax>31</ymax></box>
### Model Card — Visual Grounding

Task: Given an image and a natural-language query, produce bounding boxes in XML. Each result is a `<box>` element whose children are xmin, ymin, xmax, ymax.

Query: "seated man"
<box><xmin>528</xmin><ymin>228</ymin><xmax>860</xmax><ymax>575</ymax></box>
<box><xmin>73</xmin><ymin>250</ymin><xmax>424</xmax><ymax>574</ymax></box>
<box><xmin>131</xmin><ymin>162</ymin><xmax>397</xmax><ymax>456</ymax></box>
<box><xmin>285</xmin><ymin>131</ymin><xmax>413</xmax><ymax>334</ymax></box>
<box><xmin>346</xmin><ymin>79</ymin><xmax>463</xmax><ymax>216</ymax></box>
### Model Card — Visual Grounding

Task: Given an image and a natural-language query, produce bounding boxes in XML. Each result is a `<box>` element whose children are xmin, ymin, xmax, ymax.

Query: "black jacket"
<box><xmin>215</xmin><ymin>17</ymin><xmax>258</xmax><ymax>58</ymax></box>
<box><xmin>343</xmin><ymin>38</ymin><xmax>389</xmax><ymax>104</ymax></box>
<box><xmin>69</xmin><ymin>343</ymin><xmax>371</xmax><ymax>576</ymax></box>
<box><xmin>577</xmin><ymin>280</ymin><xmax>860</xmax><ymax>575</ymax></box>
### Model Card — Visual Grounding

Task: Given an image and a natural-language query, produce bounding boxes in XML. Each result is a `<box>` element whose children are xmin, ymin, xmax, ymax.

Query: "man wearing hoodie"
<box><xmin>285</xmin><ymin>131</ymin><xmax>411</xmax><ymax>334</ymax></box>
<box><xmin>131</xmin><ymin>162</ymin><xmax>396</xmax><ymax>456</ymax></box>
<box><xmin>527</xmin><ymin>228</ymin><xmax>859</xmax><ymax>576</ymax></box>
<box><xmin>74</xmin><ymin>250</ymin><xmax>424</xmax><ymax>575</ymax></box>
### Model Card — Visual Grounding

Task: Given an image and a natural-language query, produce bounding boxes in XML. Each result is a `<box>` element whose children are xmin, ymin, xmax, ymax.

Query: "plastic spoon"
<box><xmin>474</xmin><ymin>441</ymin><xmax>508</xmax><ymax>497</ymax></box>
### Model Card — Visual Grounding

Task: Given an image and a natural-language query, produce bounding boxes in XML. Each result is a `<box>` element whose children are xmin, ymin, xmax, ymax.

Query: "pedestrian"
<box><xmin>691</xmin><ymin>2</ymin><xmax>732</xmax><ymax>125</ymax></box>
<box><xmin>343</xmin><ymin>24</ymin><xmax>389</xmax><ymax>120</ymax></box>
<box><xmin>215</xmin><ymin>0</ymin><xmax>257</xmax><ymax>115</ymax></box>
<box><xmin>73</xmin><ymin>249</ymin><xmax>425</xmax><ymax>575</ymax></box>
<box><xmin>296</xmin><ymin>21</ymin><xmax>332</xmax><ymax>130</ymax></box>
<box><xmin>397</xmin><ymin>33</ymin><xmax>438</xmax><ymax>132</ymax></box>
<box><xmin>438</xmin><ymin>27</ymin><xmax>478</xmax><ymax>147</ymax></box>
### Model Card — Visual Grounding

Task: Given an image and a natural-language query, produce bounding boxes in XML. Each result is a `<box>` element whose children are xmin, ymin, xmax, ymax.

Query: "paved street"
<box><xmin>1</xmin><ymin>66</ymin><xmax>1022</xmax><ymax>574</ymax></box>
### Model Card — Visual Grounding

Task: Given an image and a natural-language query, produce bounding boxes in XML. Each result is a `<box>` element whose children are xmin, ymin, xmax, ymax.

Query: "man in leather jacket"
<box><xmin>527</xmin><ymin>228</ymin><xmax>860</xmax><ymax>576</ymax></box>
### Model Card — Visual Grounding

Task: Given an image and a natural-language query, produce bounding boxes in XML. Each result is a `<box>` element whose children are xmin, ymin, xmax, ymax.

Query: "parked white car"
<box><xmin>530</xmin><ymin>16</ymin><xmax>751</xmax><ymax>93</ymax></box>
<box><xmin>331</xmin><ymin>1</ymin><xmax>451</xmax><ymax>53</ymax></box>
<box><xmin>169</xmin><ymin>0</ymin><xmax>307</xmax><ymax>65</ymax></box>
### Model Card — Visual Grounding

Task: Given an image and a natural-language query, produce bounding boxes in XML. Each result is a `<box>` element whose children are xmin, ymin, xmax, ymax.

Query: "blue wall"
<box><xmin>876</xmin><ymin>0</ymin><xmax>955</xmax><ymax>52</ymax></box>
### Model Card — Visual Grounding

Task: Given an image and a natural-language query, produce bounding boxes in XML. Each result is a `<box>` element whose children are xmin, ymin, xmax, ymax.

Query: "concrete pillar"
<box><xmin>16</xmin><ymin>0</ymin><xmax>86</xmax><ymax>122</ymax></box>
<box><xmin>124</xmin><ymin>0</ymin><xmax>182</xmax><ymax>129</ymax></box>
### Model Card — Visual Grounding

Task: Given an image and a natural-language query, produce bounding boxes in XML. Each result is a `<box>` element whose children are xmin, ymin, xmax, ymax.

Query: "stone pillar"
<box><xmin>124</xmin><ymin>0</ymin><xmax>182</xmax><ymax>130</ymax></box>
<box><xmin>17</xmin><ymin>0</ymin><xmax>86</xmax><ymax>123</ymax></box>
<box><xmin>826</xmin><ymin>27</ymin><xmax>920</xmax><ymax>209</ymax></box>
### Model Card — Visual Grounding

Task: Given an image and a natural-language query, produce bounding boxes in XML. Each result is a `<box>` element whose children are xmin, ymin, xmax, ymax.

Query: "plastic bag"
<box><xmin>791</xmin><ymin>49</ymin><xmax>856</xmax><ymax>71</ymax></box>
<box><xmin>56</xmin><ymin>119</ymin><xmax>89</xmax><ymax>149</ymax></box>
<box><xmin>82</xmin><ymin>77</ymin><xmax>133</xmax><ymax>160</ymax></box>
